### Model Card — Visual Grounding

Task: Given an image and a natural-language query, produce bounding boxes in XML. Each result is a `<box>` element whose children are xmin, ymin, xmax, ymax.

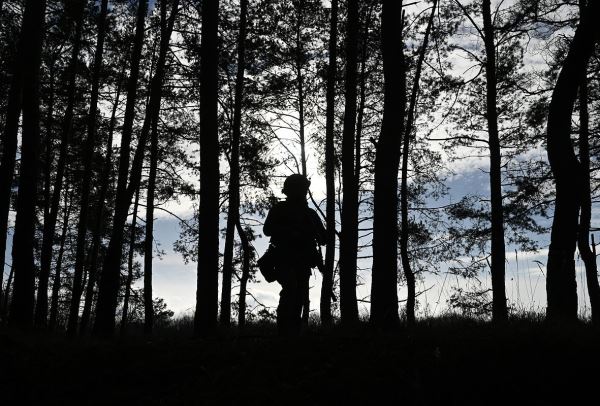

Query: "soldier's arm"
<box><xmin>263</xmin><ymin>205</ymin><xmax>279</xmax><ymax>237</ymax></box>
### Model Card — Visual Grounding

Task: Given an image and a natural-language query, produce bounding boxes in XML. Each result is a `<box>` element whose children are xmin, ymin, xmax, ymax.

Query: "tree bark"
<box><xmin>3</xmin><ymin>264</ymin><xmax>13</xmax><ymax>315</ymax></box>
<box><xmin>93</xmin><ymin>0</ymin><xmax>149</xmax><ymax>337</ymax></box>
<box><xmin>321</xmin><ymin>0</ymin><xmax>338</xmax><ymax>326</ymax></box>
<box><xmin>142</xmin><ymin>0</ymin><xmax>179</xmax><ymax>336</ymax></box>
<box><xmin>36</xmin><ymin>0</ymin><xmax>86</xmax><ymax>329</ymax></box>
<box><xmin>481</xmin><ymin>0</ymin><xmax>508</xmax><ymax>324</ymax></box>
<box><xmin>49</xmin><ymin>186</ymin><xmax>73</xmax><ymax>330</ymax></box>
<box><xmin>121</xmin><ymin>187</ymin><xmax>140</xmax><ymax>335</ymax></box>
<box><xmin>295</xmin><ymin>1</ymin><xmax>307</xmax><ymax>177</ymax></box>
<box><xmin>194</xmin><ymin>0</ymin><xmax>220</xmax><ymax>336</ymax></box>
<box><xmin>293</xmin><ymin>1</ymin><xmax>311</xmax><ymax>326</ymax></box>
<box><xmin>221</xmin><ymin>0</ymin><xmax>248</xmax><ymax>327</ymax></box>
<box><xmin>370</xmin><ymin>0</ymin><xmax>405</xmax><ymax>330</ymax></box>
<box><xmin>339</xmin><ymin>0</ymin><xmax>360</xmax><ymax>325</ymax></box>
<box><xmin>34</xmin><ymin>57</ymin><xmax>55</xmax><ymax>322</ymax></box>
<box><xmin>67</xmin><ymin>0</ymin><xmax>110</xmax><ymax>336</ymax></box>
<box><xmin>42</xmin><ymin>60</ymin><xmax>56</xmax><ymax>272</ymax></box>
<box><xmin>0</xmin><ymin>0</ymin><xmax>26</xmax><ymax>315</ymax></box>
<box><xmin>143</xmin><ymin>122</ymin><xmax>157</xmax><ymax>335</ymax></box>
<box><xmin>546</xmin><ymin>1</ymin><xmax>600</xmax><ymax>322</ymax></box>
<box><xmin>400</xmin><ymin>0</ymin><xmax>436</xmax><ymax>326</ymax></box>
<box><xmin>94</xmin><ymin>0</ymin><xmax>179</xmax><ymax>337</ymax></box>
<box><xmin>576</xmin><ymin>18</ymin><xmax>600</xmax><ymax>323</ymax></box>
<box><xmin>9</xmin><ymin>0</ymin><xmax>47</xmax><ymax>329</ymax></box>
<box><xmin>80</xmin><ymin>69</ymin><xmax>124</xmax><ymax>335</ymax></box>
<box><xmin>236</xmin><ymin>219</ymin><xmax>250</xmax><ymax>328</ymax></box>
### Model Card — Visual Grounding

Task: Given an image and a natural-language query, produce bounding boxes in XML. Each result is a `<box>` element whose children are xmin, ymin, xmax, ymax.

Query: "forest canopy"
<box><xmin>0</xmin><ymin>0</ymin><xmax>599</xmax><ymax>336</ymax></box>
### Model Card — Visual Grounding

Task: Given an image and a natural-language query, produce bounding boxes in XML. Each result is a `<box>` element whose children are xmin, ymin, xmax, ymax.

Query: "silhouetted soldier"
<box><xmin>264</xmin><ymin>174</ymin><xmax>326</xmax><ymax>336</ymax></box>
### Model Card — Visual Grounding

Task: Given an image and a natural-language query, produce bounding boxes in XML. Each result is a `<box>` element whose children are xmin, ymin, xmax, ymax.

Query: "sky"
<box><xmin>2</xmin><ymin>0</ymin><xmax>593</xmax><ymax>322</ymax></box>
<box><xmin>135</xmin><ymin>0</ymin><xmax>590</xmax><ymax>321</ymax></box>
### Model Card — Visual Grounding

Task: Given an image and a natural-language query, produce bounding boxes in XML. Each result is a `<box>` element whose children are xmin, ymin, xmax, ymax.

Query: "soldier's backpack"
<box><xmin>257</xmin><ymin>244</ymin><xmax>279</xmax><ymax>283</ymax></box>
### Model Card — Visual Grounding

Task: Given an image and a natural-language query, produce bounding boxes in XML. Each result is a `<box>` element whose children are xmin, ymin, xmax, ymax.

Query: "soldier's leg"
<box><xmin>292</xmin><ymin>267</ymin><xmax>311</xmax><ymax>334</ymax></box>
<box><xmin>277</xmin><ymin>266</ymin><xmax>298</xmax><ymax>335</ymax></box>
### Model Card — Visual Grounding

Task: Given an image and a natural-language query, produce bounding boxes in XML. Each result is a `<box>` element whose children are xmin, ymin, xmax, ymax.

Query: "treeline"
<box><xmin>0</xmin><ymin>0</ymin><xmax>599</xmax><ymax>337</ymax></box>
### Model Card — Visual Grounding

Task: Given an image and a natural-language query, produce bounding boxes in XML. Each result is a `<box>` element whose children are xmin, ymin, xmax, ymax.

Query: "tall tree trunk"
<box><xmin>80</xmin><ymin>71</ymin><xmax>124</xmax><ymax>335</ymax></box>
<box><xmin>236</xmin><ymin>219</ymin><xmax>250</xmax><ymax>328</ymax></box>
<box><xmin>42</xmin><ymin>60</ymin><xmax>56</xmax><ymax>261</ymax></box>
<box><xmin>294</xmin><ymin>1</ymin><xmax>311</xmax><ymax>326</ymax></box>
<box><xmin>546</xmin><ymin>1</ymin><xmax>599</xmax><ymax>322</ymax></box>
<box><xmin>295</xmin><ymin>1</ymin><xmax>307</xmax><ymax>177</ymax></box>
<box><xmin>194</xmin><ymin>0</ymin><xmax>220</xmax><ymax>336</ymax></box>
<box><xmin>0</xmin><ymin>0</ymin><xmax>26</xmax><ymax>316</ymax></box>
<box><xmin>36</xmin><ymin>0</ymin><xmax>86</xmax><ymax>329</ymax></box>
<box><xmin>93</xmin><ymin>0</ymin><xmax>149</xmax><ymax>337</ymax></box>
<box><xmin>3</xmin><ymin>264</ymin><xmax>13</xmax><ymax>314</ymax></box>
<box><xmin>481</xmin><ymin>0</ymin><xmax>508</xmax><ymax>324</ymax></box>
<box><xmin>9</xmin><ymin>0</ymin><xmax>47</xmax><ymax>329</ymax></box>
<box><xmin>34</xmin><ymin>60</ymin><xmax>55</xmax><ymax>322</ymax></box>
<box><xmin>67</xmin><ymin>0</ymin><xmax>110</xmax><ymax>336</ymax></box>
<box><xmin>137</xmin><ymin>0</ymin><xmax>179</xmax><ymax>335</ymax></box>
<box><xmin>143</xmin><ymin>121</ymin><xmax>157</xmax><ymax>335</ymax></box>
<box><xmin>355</xmin><ymin>4</ymin><xmax>374</xmax><ymax>200</ymax></box>
<box><xmin>220</xmin><ymin>0</ymin><xmax>248</xmax><ymax>327</ymax></box>
<box><xmin>321</xmin><ymin>0</ymin><xmax>338</xmax><ymax>326</ymax></box>
<box><xmin>400</xmin><ymin>0</ymin><xmax>436</xmax><ymax>326</ymax></box>
<box><xmin>576</xmin><ymin>5</ymin><xmax>600</xmax><ymax>323</ymax></box>
<box><xmin>121</xmin><ymin>187</ymin><xmax>140</xmax><ymax>335</ymax></box>
<box><xmin>94</xmin><ymin>0</ymin><xmax>178</xmax><ymax>336</ymax></box>
<box><xmin>339</xmin><ymin>0</ymin><xmax>360</xmax><ymax>325</ymax></box>
<box><xmin>49</xmin><ymin>185</ymin><xmax>73</xmax><ymax>330</ymax></box>
<box><xmin>370</xmin><ymin>0</ymin><xmax>405</xmax><ymax>330</ymax></box>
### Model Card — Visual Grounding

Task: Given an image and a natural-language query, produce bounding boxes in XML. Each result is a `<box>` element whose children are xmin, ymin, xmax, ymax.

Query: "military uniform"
<box><xmin>264</xmin><ymin>199</ymin><xmax>326</xmax><ymax>335</ymax></box>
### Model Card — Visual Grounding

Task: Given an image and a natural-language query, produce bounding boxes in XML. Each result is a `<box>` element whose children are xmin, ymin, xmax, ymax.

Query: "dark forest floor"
<box><xmin>1</xmin><ymin>316</ymin><xmax>599</xmax><ymax>405</ymax></box>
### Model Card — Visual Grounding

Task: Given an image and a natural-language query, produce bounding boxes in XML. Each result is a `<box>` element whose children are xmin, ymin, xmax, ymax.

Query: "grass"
<box><xmin>1</xmin><ymin>314</ymin><xmax>599</xmax><ymax>405</ymax></box>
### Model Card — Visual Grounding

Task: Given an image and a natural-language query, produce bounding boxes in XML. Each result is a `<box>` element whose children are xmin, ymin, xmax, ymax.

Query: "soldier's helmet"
<box><xmin>282</xmin><ymin>174</ymin><xmax>311</xmax><ymax>197</ymax></box>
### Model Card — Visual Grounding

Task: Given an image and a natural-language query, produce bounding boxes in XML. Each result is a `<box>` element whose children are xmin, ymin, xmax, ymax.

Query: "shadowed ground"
<box><xmin>1</xmin><ymin>317</ymin><xmax>598</xmax><ymax>405</ymax></box>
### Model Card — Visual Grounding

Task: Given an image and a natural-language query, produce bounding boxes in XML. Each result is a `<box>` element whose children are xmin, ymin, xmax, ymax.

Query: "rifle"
<box><xmin>314</xmin><ymin>245</ymin><xmax>337</xmax><ymax>302</ymax></box>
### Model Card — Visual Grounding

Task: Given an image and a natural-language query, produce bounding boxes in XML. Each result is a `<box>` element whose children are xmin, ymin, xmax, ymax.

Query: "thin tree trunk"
<box><xmin>481</xmin><ymin>0</ymin><xmax>508</xmax><ymax>324</ymax></box>
<box><xmin>355</xmin><ymin>4</ymin><xmax>374</xmax><ymax>194</ymax></box>
<box><xmin>35</xmin><ymin>60</ymin><xmax>55</xmax><ymax>320</ymax></box>
<box><xmin>339</xmin><ymin>0</ymin><xmax>360</xmax><ymax>325</ymax></box>
<box><xmin>236</xmin><ymin>219</ymin><xmax>250</xmax><ymax>328</ymax></box>
<box><xmin>194</xmin><ymin>0</ymin><xmax>220</xmax><ymax>336</ymax></box>
<box><xmin>3</xmin><ymin>264</ymin><xmax>13</xmax><ymax>314</ymax></box>
<box><xmin>370</xmin><ymin>0</ymin><xmax>405</xmax><ymax>330</ymax></box>
<box><xmin>44</xmin><ymin>61</ymin><xmax>55</xmax><ymax>232</ymax></box>
<box><xmin>67</xmin><ymin>0</ymin><xmax>110</xmax><ymax>336</ymax></box>
<box><xmin>142</xmin><ymin>0</ymin><xmax>172</xmax><ymax>337</ymax></box>
<box><xmin>9</xmin><ymin>0</ymin><xmax>47</xmax><ymax>329</ymax></box>
<box><xmin>143</xmin><ymin>121</ymin><xmax>157</xmax><ymax>335</ymax></box>
<box><xmin>43</xmin><ymin>61</ymin><xmax>56</xmax><ymax>248</ymax></box>
<box><xmin>221</xmin><ymin>0</ymin><xmax>248</xmax><ymax>327</ymax></box>
<box><xmin>400</xmin><ymin>0</ymin><xmax>436</xmax><ymax>326</ymax></box>
<box><xmin>295</xmin><ymin>1</ymin><xmax>307</xmax><ymax>177</ymax></box>
<box><xmin>546</xmin><ymin>1</ymin><xmax>599</xmax><ymax>322</ymax></box>
<box><xmin>293</xmin><ymin>1</ymin><xmax>311</xmax><ymax>326</ymax></box>
<box><xmin>0</xmin><ymin>0</ymin><xmax>26</xmax><ymax>316</ymax></box>
<box><xmin>138</xmin><ymin>0</ymin><xmax>180</xmax><ymax>335</ymax></box>
<box><xmin>121</xmin><ymin>187</ymin><xmax>140</xmax><ymax>335</ymax></box>
<box><xmin>93</xmin><ymin>0</ymin><xmax>149</xmax><ymax>337</ymax></box>
<box><xmin>576</xmin><ymin>21</ymin><xmax>600</xmax><ymax>323</ymax></box>
<box><xmin>49</xmin><ymin>185</ymin><xmax>73</xmax><ymax>330</ymax></box>
<box><xmin>94</xmin><ymin>0</ymin><xmax>179</xmax><ymax>336</ymax></box>
<box><xmin>36</xmin><ymin>0</ymin><xmax>86</xmax><ymax>329</ymax></box>
<box><xmin>321</xmin><ymin>0</ymin><xmax>338</xmax><ymax>326</ymax></box>
<box><xmin>80</xmin><ymin>70</ymin><xmax>124</xmax><ymax>335</ymax></box>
